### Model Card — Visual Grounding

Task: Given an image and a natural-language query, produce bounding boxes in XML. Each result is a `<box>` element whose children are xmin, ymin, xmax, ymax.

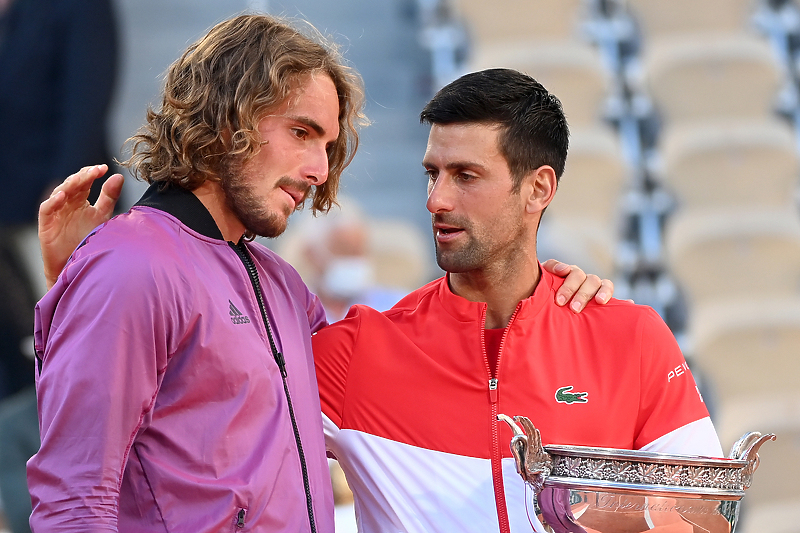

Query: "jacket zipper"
<box><xmin>488</xmin><ymin>375</ymin><xmax>508</xmax><ymax>533</ymax></box>
<box><xmin>230</xmin><ymin>241</ymin><xmax>318</xmax><ymax>533</ymax></box>
<box><xmin>483</xmin><ymin>304</ymin><xmax>522</xmax><ymax>533</ymax></box>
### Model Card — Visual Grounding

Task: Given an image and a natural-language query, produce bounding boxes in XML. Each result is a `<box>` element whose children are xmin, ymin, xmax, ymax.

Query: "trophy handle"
<box><xmin>498</xmin><ymin>413</ymin><xmax>525</xmax><ymax>437</ymax></box>
<box><xmin>728</xmin><ymin>432</ymin><xmax>776</xmax><ymax>461</ymax></box>
<box><xmin>497</xmin><ymin>414</ymin><xmax>553</xmax><ymax>493</ymax></box>
<box><xmin>728</xmin><ymin>432</ymin><xmax>776</xmax><ymax>489</ymax></box>
<box><xmin>497</xmin><ymin>414</ymin><xmax>529</xmax><ymax>480</ymax></box>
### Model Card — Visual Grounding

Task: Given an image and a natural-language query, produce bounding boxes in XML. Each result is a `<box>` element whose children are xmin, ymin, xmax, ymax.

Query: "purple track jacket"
<box><xmin>28</xmin><ymin>184</ymin><xmax>334</xmax><ymax>532</ymax></box>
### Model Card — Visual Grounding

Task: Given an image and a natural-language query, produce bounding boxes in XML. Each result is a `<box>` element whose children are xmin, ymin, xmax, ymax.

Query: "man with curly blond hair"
<box><xmin>28</xmin><ymin>12</ymin><xmax>614</xmax><ymax>533</ymax></box>
<box><xmin>27</xmin><ymin>14</ymin><xmax>364</xmax><ymax>532</ymax></box>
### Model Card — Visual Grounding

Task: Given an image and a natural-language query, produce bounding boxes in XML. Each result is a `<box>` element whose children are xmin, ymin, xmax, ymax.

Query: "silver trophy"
<box><xmin>498</xmin><ymin>414</ymin><xmax>774</xmax><ymax>533</ymax></box>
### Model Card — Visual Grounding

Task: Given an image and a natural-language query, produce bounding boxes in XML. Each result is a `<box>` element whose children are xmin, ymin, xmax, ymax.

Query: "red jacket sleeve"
<box><xmin>634</xmin><ymin>308</ymin><xmax>711</xmax><ymax>449</ymax></box>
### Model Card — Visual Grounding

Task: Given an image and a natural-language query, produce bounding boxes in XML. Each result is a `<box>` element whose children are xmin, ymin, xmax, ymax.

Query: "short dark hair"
<box><xmin>420</xmin><ymin>68</ymin><xmax>569</xmax><ymax>191</ymax></box>
<box><xmin>123</xmin><ymin>14</ymin><xmax>366</xmax><ymax>213</ymax></box>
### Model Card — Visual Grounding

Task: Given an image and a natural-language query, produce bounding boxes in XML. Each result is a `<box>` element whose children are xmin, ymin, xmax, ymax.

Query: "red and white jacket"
<box><xmin>313</xmin><ymin>270</ymin><xmax>721</xmax><ymax>533</ymax></box>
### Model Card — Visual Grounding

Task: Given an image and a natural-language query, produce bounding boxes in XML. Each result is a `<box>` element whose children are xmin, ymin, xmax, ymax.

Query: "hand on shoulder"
<box><xmin>542</xmin><ymin>259</ymin><xmax>616</xmax><ymax>313</ymax></box>
<box><xmin>39</xmin><ymin>165</ymin><xmax>124</xmax><ymax>289</ymax></box>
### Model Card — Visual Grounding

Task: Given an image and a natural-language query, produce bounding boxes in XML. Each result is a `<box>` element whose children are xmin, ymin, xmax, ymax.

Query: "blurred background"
<box><xmin>1</xmin><ymin>0</ymin><xmax>799</xmax><ymax>532</ymax></box>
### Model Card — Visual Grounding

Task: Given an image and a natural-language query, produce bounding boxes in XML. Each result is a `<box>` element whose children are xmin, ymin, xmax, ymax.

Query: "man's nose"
<box><xmin>304</xmin><ymin>147</ymin><xmax>329</xmax><ymax>186</ymax></box>
<box><xmin>426</xmin><ymin>176</ymin><xmax>454</xmax><ymax>214</ymax></box>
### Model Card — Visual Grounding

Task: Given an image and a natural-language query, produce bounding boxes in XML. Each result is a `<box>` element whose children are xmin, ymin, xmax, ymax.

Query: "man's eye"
<box><xmin>424</xmin><ymin>169</ymin><xmax>437</xmax><ymax>181</ymax></box>
<box><xmin>292</xmin><ymin>128</ymin><xmax>308</xmax><ymax>139</ymax></box>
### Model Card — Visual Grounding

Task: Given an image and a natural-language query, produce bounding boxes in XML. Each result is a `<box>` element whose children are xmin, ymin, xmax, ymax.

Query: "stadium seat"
<box><xmin>658</xmin><ymin>118</ymin><xmax>799</xmax><ymax>209</ymax></box>
<box><xmin>643</xmin><ymin>33</ymin><xmax>783</xmax><ymax>123</ymax></box>
<box><xmin>664</xmin><ymin>208</ymin><xmax>800</xmax><ymax>306</ymax></box>
<box><xmin>549</xmin><ymin>126</ymin><xmax>629</xmax><ymax>224</ymax></box>
<box><xmin>689</xmin><ymin>297</ymin><xmax>800</xmax><ymax>528</ymax></box>
<box><xmin>626</xmin><ymin>0</ymin><xmax>757</xmax><ymax>38</ymax></box>
<box><xmin>690</xmin><ymin>297</ymin><xmax>800</xmax><ymax>404</ymax></box>
<box><xmin>537</xmin><ymin>127</ymin><xmax>629</xmax><ymax>279</ymax></box>
<box><xmin>455</xmin><ymin>0</ymin><xmax>583</xmax><ymax>45</ymax></box>
<box><xmin>539</xmin><ymin>217</ymin><xmax>619</xmax><ymax>281</ymax></box>
<box><xmin>626</xmin><ymin>6</ymin><xmax>800</xmax><ymax>526</ymax></box>
<box><xmin>471</xmin><ymin>40</ymin><xmax>610</xmax><ymax>127</ymax></box>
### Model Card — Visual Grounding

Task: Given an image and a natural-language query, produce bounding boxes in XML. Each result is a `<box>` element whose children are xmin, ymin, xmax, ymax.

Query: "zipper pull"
<box><xmin>236</xmin><ymin>508</ymin><xmax>246</xmax><ymax>528</ymax></box>
<box><xmin>274</xmin><ymin>352</ymin><xmax>287</xmax><ymax>378</ymax></box>
<box><xmin>489</xmin><ymin>378</ymin><xmax>498</xmax><ymax>404</ymax></box>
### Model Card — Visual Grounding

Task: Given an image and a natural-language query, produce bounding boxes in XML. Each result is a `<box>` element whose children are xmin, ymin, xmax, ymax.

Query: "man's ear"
<box><xmin>522</xmin><ymin>165</ymin><xmax>557</xmax><ymax>214</ymax></box>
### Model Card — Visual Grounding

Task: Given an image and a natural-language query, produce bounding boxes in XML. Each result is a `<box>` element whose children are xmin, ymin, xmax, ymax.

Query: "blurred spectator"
<box><xmin>287</xmin><ymin>198</ymin><xmax>419</xmax><ymax>322</ymax></box>
<box><xmin>0</xmin><ymin>388</ymin><xmax>37</xmax><ymax>533</ymax></box>
<box><xmin>0</xmin><ymin>0</ymin><xmax>118</xmax><ymax>530</ymax></box>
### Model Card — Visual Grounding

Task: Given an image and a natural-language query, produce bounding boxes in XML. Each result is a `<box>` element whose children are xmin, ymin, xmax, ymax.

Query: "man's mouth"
<box><xmin>279</xmin><ymin>185</ymin><xmax>309</xmax><ymax>210</ymax></box>
<box><xmin>433</xmin><ymin>219</ymin><xmax>465</xmax><ymax>242</ymax></box>
<box><xmin>437</xmin><ymin>226</ymin><xmax>460</xmax><ymax>235</ymax></box>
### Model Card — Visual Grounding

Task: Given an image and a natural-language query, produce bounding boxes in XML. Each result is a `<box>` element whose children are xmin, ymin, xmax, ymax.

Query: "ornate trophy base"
<box><xmin>498</xmin><ymin>414</ymin><xmax>774</xmax><ymax>533</ymax></box>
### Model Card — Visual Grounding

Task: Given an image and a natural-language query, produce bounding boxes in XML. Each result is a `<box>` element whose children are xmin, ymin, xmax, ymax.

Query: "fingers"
<box><xmin>41</xmin><ymin>165</ymin><xmax>115</xmax><ymax>218</ymax></box>
<box><xmin>39</xmin><ymin>190</ymin><xmax>67</xmax><ymax>217</ymax></box>
<box><xmin>567</xmin><ymin>274</ymin><xmax>615</xmax><ymax>313</ymax></box>
<box><xmin>552</xmin><ymin>263</ymin><xmax>586</xmax><ymax>308</ymax></box>
<box><xmin>595</xmin><ymin>279</ymin><xmax>614</xmax><ymax>305</ymax></box>
<box><xmin>59</xmin><ymin>165</ymin><xmax>109</xmax><ymax>200</ymax></box>
<box><xmin>94</xmin><ymin>173</ymin><xmax>124</xmax><ymax>220</ymax></box>
<box><xmin>542</xmin><ymin>258</ymin><xmax>571</xmax><ymax>277</ymax></box>
<box><xmin>101</xmin><ymin>172</ymin><xmax>124</xmax><ymax>201</ymax></box>
<box><xmin>544</xmin><ymin>259</ymin><xmax>575</xmax><ymax>307</ymax></box>
<box><xmin>547</xmin><ymin>259</ymin><xmax>617</xmax><ymax>312</ymax></box>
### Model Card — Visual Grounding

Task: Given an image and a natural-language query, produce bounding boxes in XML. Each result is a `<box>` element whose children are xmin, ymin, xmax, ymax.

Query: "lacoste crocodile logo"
<box><xmin>555</xmin><ymin>386</ymin><xmax>588</xmax><ymax>404</ymax></box>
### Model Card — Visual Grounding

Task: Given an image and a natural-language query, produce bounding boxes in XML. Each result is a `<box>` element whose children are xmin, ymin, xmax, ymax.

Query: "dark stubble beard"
<box><xmin>219</xmin><ymin>164</ymin><xmax>309</xmax><ymax>239</ymax></box>
<box><xmin>432</xmin><ymin>213</ymin><xmax>486</xmax><ymax>273</ymax></box>
<box><xmin>432</xmin><ymin>209</ymin><xmax>526</xmax><ymax>274</ymax></box>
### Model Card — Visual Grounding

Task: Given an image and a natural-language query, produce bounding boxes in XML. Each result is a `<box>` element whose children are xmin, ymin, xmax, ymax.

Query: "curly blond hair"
<box><xmin>123</xmin><ymin>14</ymin><xmax>366</xmax><ymax>213</ymax></box>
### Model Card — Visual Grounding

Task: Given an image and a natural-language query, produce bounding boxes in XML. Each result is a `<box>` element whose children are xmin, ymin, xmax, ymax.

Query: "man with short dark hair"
<box><xmin>30</xmin><ymin>18</ymin><xmax>609</xmax><ymax>533</ymax></box>
<box><xmin>313</xmin><ymin>69</ymin><xmax>722</xmax><ymax>532</ymax></box>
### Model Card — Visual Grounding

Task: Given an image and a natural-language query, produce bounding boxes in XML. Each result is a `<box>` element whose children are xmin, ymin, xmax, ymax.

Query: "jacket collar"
<box><xmin>434</xmin><ymin>266</ymin><xmax>555</xmax><ymax>324</ymax></box>
<box><xmin>135</xmin><ymin>182</ymin><xmax>225</xmax><ymax>241</ymax></box>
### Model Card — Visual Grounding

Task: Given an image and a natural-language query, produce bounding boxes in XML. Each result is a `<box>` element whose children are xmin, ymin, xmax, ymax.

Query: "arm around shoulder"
<box><xmin>29</xmin><ymin>238</ymin><xmax>178</xmax><ymax>530</ymax></box>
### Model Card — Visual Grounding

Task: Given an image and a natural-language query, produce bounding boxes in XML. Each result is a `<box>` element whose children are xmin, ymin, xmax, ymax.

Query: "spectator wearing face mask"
<box><xmin>292</xmin><ymin>199</ymin><xmax>417</xmax><ymax>323</ymax></box>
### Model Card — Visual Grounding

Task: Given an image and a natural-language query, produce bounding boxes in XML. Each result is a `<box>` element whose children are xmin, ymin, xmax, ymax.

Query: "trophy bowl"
<box><xmin>498</xmin><ymin>414</ymin><xmax>774</xmax><ymax>533</ymax></box>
